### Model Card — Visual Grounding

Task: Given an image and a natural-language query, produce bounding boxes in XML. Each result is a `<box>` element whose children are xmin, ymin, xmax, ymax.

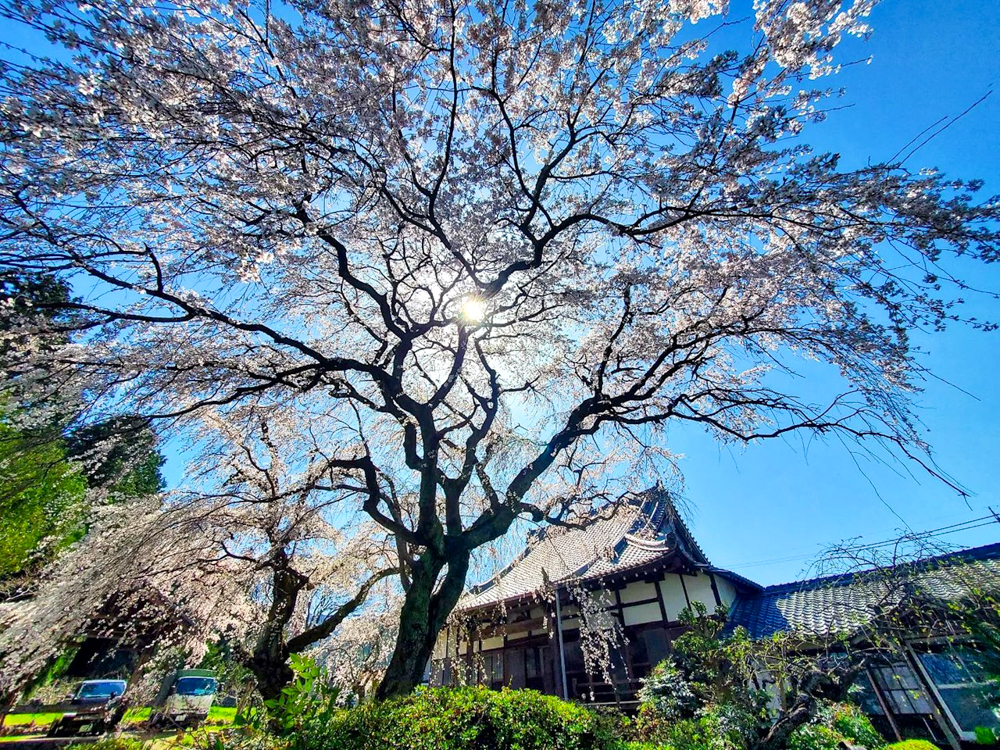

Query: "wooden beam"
<box><xmin>475</xmin><ymin>616</ymin><xmax>545</xmax><ymax>640</ymax></box>
<box><xmin>708</xmin><ymin>573</ymin><xmax>722</xmax><ymax>607</ymax></box>
<box><xmin>654</xmin><ymin>577</ymin><xmax>669</xmax><ymax>623</ymax></box>
<box><xmin>678</xmin><ymin>573</ymin><xmax>692</xmax><ymax>609</ymax></box>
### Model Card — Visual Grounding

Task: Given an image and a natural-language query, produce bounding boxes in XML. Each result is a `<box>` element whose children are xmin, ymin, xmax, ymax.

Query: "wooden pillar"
<box><xmin>554</xmin><ymin>593</ymin><xmax>569</xmax><ymax>700</ymax></box>
<box><xmin>865</xmin><ymin>668</ymin><xmax>902</xmax><ymax>742</ymax></box>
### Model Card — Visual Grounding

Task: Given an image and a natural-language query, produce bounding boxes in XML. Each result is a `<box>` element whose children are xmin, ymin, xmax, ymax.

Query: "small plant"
<box><xmin>239</xmin><ymin>655</ymin><xmax>340</xmax><ymax>735</ymax></box>
<box><xmin>976</xmin><ymin>726</ymin><xmax>999</xmax><ymax>745</ymax></box>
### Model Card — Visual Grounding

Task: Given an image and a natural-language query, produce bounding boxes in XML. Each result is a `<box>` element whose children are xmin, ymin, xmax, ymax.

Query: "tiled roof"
<box><xmin>457</xmin><ymin>487</ymin><xmax>710</xmax><ymax>611</ymax></box>
<box><xmin>726</xmin><ymin>542</ymin><xmax>1000</xmax><ymax>639</ymax></box>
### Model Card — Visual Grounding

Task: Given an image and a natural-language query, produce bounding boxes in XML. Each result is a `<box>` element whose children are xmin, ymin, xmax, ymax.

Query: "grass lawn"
<box><xmin>3</xmin><ymin>705</ymin><xmax>236</xmax><ymax>729</ymax></box>
<box><xmin>207</xmin><ymin>707</ymin><xmax>237</xmax><ymax>723</ymax></box>
<box><xmin>2</xmin><ymin>712</ymin><xmax>62</xmax><ymax>727</ymax></box>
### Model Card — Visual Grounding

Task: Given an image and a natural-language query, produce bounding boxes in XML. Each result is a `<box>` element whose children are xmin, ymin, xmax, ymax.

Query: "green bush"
<box><xmin>662</xmin><ymin>717</ymin><xmax>710</xmax><ymax>750</ymax></box>
<box><xmin>976</xmin><ymin>727</ymin><xmax>998</xmax><ymax>745</ymax></box>
<box><xmin>883</xmin><ymin>742</ymin><xmax>940</xmax><ymax>750</ymax></box>
<box><xmin>788</xmin><ymin>702</ymin><xmax>886</xmax><ymax>750</ymax></box>
<box><xmin>297</xmin><ymin>686</ymin><xmax>621</xmax><ymax>750</ymax></box>
<box><xmin>828</xmin><ymin>703</ymin><xmax>884</xmax><ymax>749</ymax></box>
<box><xmin>787</xmin><ymin>723</ymin><xmax>844</xmax><ymax>750</ymax></box>
<box><xmin>638</xmin><ymin>658</ymin><xmax>699</xmax><ymax>721</ymax></box>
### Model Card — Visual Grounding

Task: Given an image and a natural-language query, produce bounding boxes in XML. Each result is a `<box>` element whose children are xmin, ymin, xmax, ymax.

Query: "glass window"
<box><xmin>564</xmin><ymin>639</ymin><xmax>585</xmax><ymax>675</ymax></box>
<box><xmin>871</xmin><ymin>664</ymin><xmax>933</xmax><ymax>715</ymax></box>
<box><xmin>853</xmin><ymin>673</ymin><xmax>884</xmax><ymax>715</ymax></box>
<box><xmin>526</xmin><ymin>648</ymin><xmax>540</xmax><ymax>680</ymax></box>
<box><xmin>78</xmin><ymin>681</ymin><xmax>127</xmax><ymax>699</ymax></box>
<box><xmin>918</xmin><ymin>648</ymin><xmax>1000</xmax><ymax>735</ymax></box>
<box><xmin>920</xmin><ymin>652</ymin><xmax>970</xmax><ymax>685</ymax></box>
<box><xmin>175</xmin><ymin>677</ymin><xmax>216</xmax><ymax>696</ymax></box>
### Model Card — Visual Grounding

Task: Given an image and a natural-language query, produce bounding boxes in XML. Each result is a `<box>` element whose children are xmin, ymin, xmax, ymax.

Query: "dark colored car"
<box><xmin>47</xmin><ymin>680</ymin><xmax>129</xmax><ymax>737</ymax></box>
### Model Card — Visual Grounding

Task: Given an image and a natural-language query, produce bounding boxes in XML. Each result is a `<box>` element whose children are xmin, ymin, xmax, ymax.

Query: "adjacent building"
<box><xmin>429</xmin><ymin>487</ymin><xmax>1000</xmax><ymax>749</ymax></box>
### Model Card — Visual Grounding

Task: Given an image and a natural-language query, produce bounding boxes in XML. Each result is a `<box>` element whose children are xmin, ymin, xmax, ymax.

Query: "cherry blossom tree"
<box><xmin>0</xmin><ymin>410</ymin><xmax>398</xmax><ymax>704</ymax></box>
<box><xmin>0</xmin><ymin>0</ymin><xmax>998</xmax><ymax>698</ymax></box>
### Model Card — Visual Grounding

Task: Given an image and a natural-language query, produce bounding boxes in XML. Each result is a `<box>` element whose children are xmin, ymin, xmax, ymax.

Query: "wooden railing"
<box><xmin>571</xmin><ymin>677</ymin><xmax>643</xmax><ymax>706</ymax></box>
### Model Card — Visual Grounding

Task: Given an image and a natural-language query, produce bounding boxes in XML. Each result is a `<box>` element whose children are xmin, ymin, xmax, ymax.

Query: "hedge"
<box><xmin>297</xmin><ymin>686</ymin><xmax>622</xmax><ymax>750</ymax></box>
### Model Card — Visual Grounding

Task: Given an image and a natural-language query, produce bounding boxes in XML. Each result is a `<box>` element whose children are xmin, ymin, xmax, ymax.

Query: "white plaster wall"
<box><xmin>481</xmin><ymin>635</ymin><xmax>504</xmax><ymax>651</ymax></box>
<box><xmin>619</xmin><ymin>580</ymin><xmax>658</xmax><ymax>604</ymax></box>
<box><xmin>715</xmin><ymin>576</ymin><xmax>738</xmax><ymax>608</ymax></box>
<box><xmin>685</xmin><ymin>572</ymin><xmax>719</xmax><ymax>611</ymax></box>
<box><xmin>622</xmin><ymin>601</ymin><xmax>663</xmax><ymax>626</ymax></box>
<box><xmin>658</xmin><ymin>574</ymin><xmax>690</xmax><ymax>620</ymax></box>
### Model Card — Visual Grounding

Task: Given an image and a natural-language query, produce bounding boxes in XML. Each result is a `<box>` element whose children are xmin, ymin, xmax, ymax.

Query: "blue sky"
<box><xmin>132</xmin><ymin>0</ymin><xmax>1000</xmax><ymax>584</ymax></box>
<box><xmin>669</xmin><ymin>0</ymin><xmax>1000</xmax><ymax>584</ymax></box>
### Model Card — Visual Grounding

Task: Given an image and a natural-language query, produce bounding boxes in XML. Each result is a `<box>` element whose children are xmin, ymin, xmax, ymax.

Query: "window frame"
<box><xmin>911</xmin><ymin>644</ymin><xmax>1000</xmax><ymax>742</ymax></box>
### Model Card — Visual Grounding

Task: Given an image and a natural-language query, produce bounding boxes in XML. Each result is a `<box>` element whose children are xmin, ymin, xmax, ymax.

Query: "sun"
<box><xmin>460</xmin><ymin>296</ymin><xmax>487</xmax><ymax>323</ymax></box>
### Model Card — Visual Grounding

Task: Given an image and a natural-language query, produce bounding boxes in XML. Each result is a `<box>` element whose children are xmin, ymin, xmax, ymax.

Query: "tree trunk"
<box><xmin>250</xmin><ymin>647</ymin><xmax>294</xmax><ymax>704</ymax></box>
<box><xmin>249</xmin><ymin>561</ymin><xmax>302</xmax><ymax>704</ymax></box>
<box><xmin>375</xmin><ymin>550</ymin><xmax>469</xmax><ymax>700</ymax></box>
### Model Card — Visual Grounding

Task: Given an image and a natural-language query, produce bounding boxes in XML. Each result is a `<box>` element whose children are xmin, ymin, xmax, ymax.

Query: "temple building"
<box><xmin>429</xmin><ymin>487</ymin><xmax>1000</xmax><ymax>750</ymax></box>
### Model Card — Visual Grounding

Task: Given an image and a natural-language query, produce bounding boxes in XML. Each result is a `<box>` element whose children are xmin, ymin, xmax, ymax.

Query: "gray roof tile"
<box><xmin>458</xmin><ymin>487</ymin><xmax>709</xmax><ymax>611</ymax></box>
<box><xmin>726</xmin><ymin>543</ymin><xmax>1000</xmax><ymax>639</ymax></box>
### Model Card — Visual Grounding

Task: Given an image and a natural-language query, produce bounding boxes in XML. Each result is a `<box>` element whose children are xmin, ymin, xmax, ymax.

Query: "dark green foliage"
<box><xmin>0</xmin><ymin>272</ymin><xmax>164</xmax><ymax>583</ymax></box>
<box><xmin>65</xmin><ymin>415</ymin><xmax>165</xmax><ymax>499</ymax></box>
<box><xmin>0</xmin><ymin>413</ymin><xmax>165</xmax><ymax>583</ymax></box>
<box><xmin>0</xmin><ymin>270</ymin><xmax>76</xmax><ymax>365</ymax></box>
<box><xmin>827</xmin><ymin>703</ymin><xmax>884</xmax><ymax>748</ymax></box>
<box><xmin>788</xmin><ymin>702</ymin><xmax>884</xmax><ymax>750</ymax></box>
<box><xmin>786</xmin><ymin>724</ymin><xmax>844</xmax><ymax>750</ymax></box>
<box><xmin>0</xmin><ymin>419</ymin><xmax>88</xmax><ymax>578</ymax></box>
<box><xmin>635</xmin><ymin>603</ymin><xmax>770</xmax><ymax>750</ymax></box>
<box><xmin>87</xmin><ymin>739</ymin><xmax>149</xmax><ymax>750</ymax></box>
<box><xmin>296</xmin><ymin>686</ymin><xmax>621</xmax><ymax>750</ymax></box>
<box><xmin>638</xmin><ymin>658</ymin><xmax>699</xmax><ymax>720</ymax></box>
<box><xmin>252</xmin><ymin>655</ymin><xmax>340</xmax><ymax>734</ymax></box>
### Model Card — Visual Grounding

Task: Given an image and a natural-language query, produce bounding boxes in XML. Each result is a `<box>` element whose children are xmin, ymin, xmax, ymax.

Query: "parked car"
<box><xmin>149</xmin><ymin>669</ymin><xmax>217</xmax><ymax>729</ymax></box>
<box><xmin>47</xmin><ymin>679</ymin><xmax>129</xmax><ymax>737</ymax></box>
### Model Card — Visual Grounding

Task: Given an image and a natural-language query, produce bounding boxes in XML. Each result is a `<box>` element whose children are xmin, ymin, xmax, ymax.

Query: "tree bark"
<box><xmin>248</xmin><ymin>560</ymin><xmax>303</xmax><ymax>704</ymax></box>
<box><xmin>376</xmin><ymin>550</ymin><xmax>469</xmax><ymax>699</ymax></box>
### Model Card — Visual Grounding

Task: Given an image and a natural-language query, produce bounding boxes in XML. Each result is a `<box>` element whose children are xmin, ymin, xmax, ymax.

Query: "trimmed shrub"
<box><xmin>975</xmin><ymin>727</ymin><xmax>998</xmax><ymax>745</ymax></box>
<box><xmin>884</xmin><ymin>742</ymin><xmax>941</xmax><ymax>750</ymax></box>
<box><xmin>297</xmin><ymin>686</ymin><xmax>622</xmax><ymax>750</ymax></box>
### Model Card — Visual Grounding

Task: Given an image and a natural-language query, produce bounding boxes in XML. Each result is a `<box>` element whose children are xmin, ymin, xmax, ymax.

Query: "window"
<box><xmin>175</xmin><ymin>677</ymin><xmax>216</xmax><ymax>696</ymax></box>
<box><xmin>77</xmin><ymin>681</ymin><xmax>127</xmax><ymax>700</ymax></box>
<box><xmin>918</xmin><ymin>648</ymin><xmax>1000</xmax><ymax>737</ymax></box>
<box><xmin>626</xmin><ymin>627</ymin><xmax>670</xmax><ymax>678</ymax></box>
<box><xmin>870</xmin><ymin>662</ymin><xmax>934</xmax><ymax>715</ymax></box>
<box><xmin>479</xmin><ymin>652</ymin><xmax>503</xmax><ymax>689</ymax></box>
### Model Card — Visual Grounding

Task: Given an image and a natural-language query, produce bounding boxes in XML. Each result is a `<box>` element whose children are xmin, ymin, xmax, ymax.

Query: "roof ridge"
<box><xmin>758</xmin><ymin>541</ymin><xmax>1000</xmax><ymax>594</ymax></box>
